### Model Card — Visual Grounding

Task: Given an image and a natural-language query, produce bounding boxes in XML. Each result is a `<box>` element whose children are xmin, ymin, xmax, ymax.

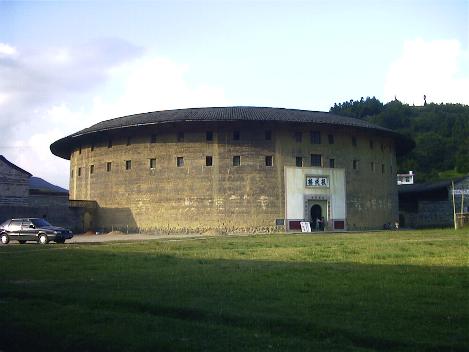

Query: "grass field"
<box><xmin>0</xmin><ymin>229</ymin><xmax>467</xmax><ymax>351</ymax></box>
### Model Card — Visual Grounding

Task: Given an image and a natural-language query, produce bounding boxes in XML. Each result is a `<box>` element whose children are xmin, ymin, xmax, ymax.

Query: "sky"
<box><xmin>0</xmin><ymin>0</ymin><xmax>468</xmax><ymax>188</ymax></box>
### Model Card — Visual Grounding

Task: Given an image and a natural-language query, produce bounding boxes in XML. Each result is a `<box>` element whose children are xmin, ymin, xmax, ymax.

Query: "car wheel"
<box><xmin>38</xmin><ymin>234</ymin><xmax>49</xmax><ymax>245</ymax></box>
<box><xmin>19</xmin><ymin>240</ymin><xmax>26</xmax><ymax>244</ymax></box>
<box><xmin>1</xmin><ymin>233</ymin><xmax>9</xmax><ymax>245</ymax></box>
<box><xmin>55</xmin><ymin>239</ymin><xmax>65</xmax><ymax>244</ymax></box>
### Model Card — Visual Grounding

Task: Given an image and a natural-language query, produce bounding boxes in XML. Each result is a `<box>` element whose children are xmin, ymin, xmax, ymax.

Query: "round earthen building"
<box><xmin>51</xmin><ymin>106</ymin><xmax>413</xmax><ymax>232</ymax></box>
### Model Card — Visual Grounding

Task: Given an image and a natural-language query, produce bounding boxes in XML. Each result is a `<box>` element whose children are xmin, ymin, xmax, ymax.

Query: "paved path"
<box><xmin>66</xmin><ymin>233</ymin><xmax>213</xmax><ymax>243</ymax></box>
<box><xmin>68</xmin><ymin>230</ymin><xmax>349</xmax><ymax>244</ymax></box>
<box><xmin>69</xmin><ymin>232</ymin><xmax>219</xmax><ymax>243</ymax></box>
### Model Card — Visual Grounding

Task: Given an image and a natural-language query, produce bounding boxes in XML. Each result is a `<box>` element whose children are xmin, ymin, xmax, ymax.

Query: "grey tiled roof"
<box><xmin>0</xmin><ymin>155</ymin><xmax>32</xmax><ymax>177</ymax></box>
<box><xmin>29</xmin><ymin>176</ymin><xmax>68</xmax><ymax>194</ymax></box>
<box><xmin>72</xmin><ymin>106</ymin><xmax>391</xmax><ymax>136</ymax></box>
<box><xmin>51</xmin><ymin>106</ymin><xmax>414</xmax><ymax>159</ymax></box>
<box><xmin>398</xmin><ymin>176</ymin><xmax>467</xmax><ymax>194</ymax></box>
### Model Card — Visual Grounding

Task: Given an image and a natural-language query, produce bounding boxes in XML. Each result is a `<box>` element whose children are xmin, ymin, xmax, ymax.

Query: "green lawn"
<box><xmin>0</xmin><ymin>229</ymin><xmax>467</xmax><ymax>351</ymax></box>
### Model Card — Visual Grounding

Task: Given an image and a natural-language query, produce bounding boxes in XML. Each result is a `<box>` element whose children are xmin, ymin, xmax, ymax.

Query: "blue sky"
<box><xmin>0</xmin><ymin>0</ymin><xmax>468</xmax><ymax>187</ymax></box>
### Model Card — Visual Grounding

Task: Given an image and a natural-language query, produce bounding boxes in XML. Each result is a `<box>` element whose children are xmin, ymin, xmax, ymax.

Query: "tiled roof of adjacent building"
<box><xmin>50</xmin><ymin>106</ymin><xmax>414</xmax><ymax>159</ymax></box>
<box><xmin>0</xmin><ymin>155</ymin><xmax>32</xmax><ymax>177</ymax></box>
<box><xmin>29</xmin><ymin>176</ymin><xmax>68</xmax><ymax>195</ymax></box>
<box><xmin>398</xmin><ymin>176</ymin><xmax>468</xmax><ymax>194</ymax></box>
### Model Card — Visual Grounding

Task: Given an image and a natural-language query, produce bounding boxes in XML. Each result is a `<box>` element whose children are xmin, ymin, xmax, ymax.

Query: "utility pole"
<box><xmin>452</xmin><ymin>181</ymin><xmax>457</xmax><ymax>230</ymax></box>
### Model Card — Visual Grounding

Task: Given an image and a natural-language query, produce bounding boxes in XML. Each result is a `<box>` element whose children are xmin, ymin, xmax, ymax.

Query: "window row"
<box><xmin>76</xmin><ymin>131</ymin><xmax>389</xmax><ymax>154</ymax></box>
<box><xmin>72</xmin><ymin>155</ymin><xmax>391</xmax><ymax>177</ymax></box>
<box><xmin>295</xmin><ymin>155</ymin><xmax>391</xmax><ymax>174</ymax></box>
<box><xmin>351</xmin><ymin>160</ymin><xmax>392</xmax><ymax>174</ymax></box>
<box><xmin>71</xmin><ymin>155</ymin><xmax>275</xmax><ymax>177</ymax></box>
<box><xmin>294</xmin><ymin>132</ymin><xmax>386</xmax><ymax>151</ymax></box>
<box><xmin>78</xmin><ymin>130</ymin><xmax>273</xmax><ymax>154</ymax></box>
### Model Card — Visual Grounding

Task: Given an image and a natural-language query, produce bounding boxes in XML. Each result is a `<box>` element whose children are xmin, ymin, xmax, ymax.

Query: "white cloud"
<box><xmin>383</xmin><ymin>38</ymin><xmax>469</xmax><ymax>105</ymax></box>
<box><xmin>0</xmin><ymin>39</ymin><xmax>143</xmax><ymax>130</ymax></box>
<box><xmin>96</xmin><ymin>56</ymin><xmax>229</xmax><ymax>118</ymax></box>
<box><xmin>0</xmin><ymin>43</ymin><xmax>17</xmax><ymax>57</ymax></box>
<box><xmin>0</xmin><ymin>40</ymin><xmax>229</xmax><ymax>188</ymax></box>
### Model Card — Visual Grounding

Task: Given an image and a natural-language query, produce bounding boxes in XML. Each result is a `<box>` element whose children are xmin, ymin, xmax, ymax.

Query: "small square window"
<box><xmin>294</xmin><ymin>131</ymin><xmax>302</xmax><ymax>143</ymax></box>
<box><xmin>265</xmin><ymin>130</ymin><xmax>272</xmax><ymax>140</ymax></box>
<box><xmin>296</xmin><ymin>156</ymin><xmax>303</xmax><ymax>167</ymax></box>
<box><xmin>311</xmin><ymin>154</ymin><xmax>322</xmax><ymax>167</ymax></box>
<box><xmin>233</xmin><ymin>155</ymin><xmax>240</xmax><ymax>166</ymax></box>
<box><xmin>206</xmin><ymin>156</ymin><xmax>213</xmax><ymax>166</ymax></box>
<box><xmin>329</xmin><ymin>159</ymin><xmax>335</xmax><ymax>168</ymax></box>
<box><xmin>177</xmin><ymin>156</ymin><xmax>184</xmax><ymax>167</ymax></box>
<box><xmin>150</xmin><ymin>158</ymin><xmax>156</xmax><ymax>169</ymax></box>
<box><xmin>352</xmin><ymin>136</ymin><xmax>357</xmax><ymax>146</ymax></box>
<box><xmin>206</xmin><ymin>131</ymin><xmax>213</xmax><ymax>141</ymax></box>
<box><xmin>126</xmin><ymin>160</ymin><xmax>131</xmax><ymax>170</ymax></box>
<box><xmin>150</xmin><ymin>134</ymin><xmax>157</xmax><ymax>143</ymax></box>
<box><xmin>275</xmin><ymin>219</ymin><xmax>285</xmax><ymax>226</ymax></box>
<box><xmin>78</xmin><ymin>167</ymin><xmax>81</xmax><ymax>177</ymax></box>
<box><xmin>108</xmin><ymin>139</ymin><xmax>112</xmax><ymax>148</ymax></box>
<box><xmin>353</xmin><ymin>159</ymin><xmax>359</xmax><ymax>170</ymax></box>
<box><xmin>90</xmin><ymin>165</ymin><xmax>94</xmax><ymax>174</ymax></box>
<box><xmin>107</xmin><ymin>162</ymin><xmax>112</xmax><ymax>172</ymax></box>
<box><xmin>127</xmin><ymin>137</ymin><xmax>131</xmax><ymax>146</ymax></box>
<box><xmin>328</xmin><ymin>134</ymin><xmax>334</xmax><ymax>144</ymax></box>
<box><xmin>265</xmin><ymin>155</ymin><xmax>273</xmax><ymax>166</ymax></box>
<box><xmin>310</xmin><ymin>131</ymin><xmax>321</xmax><ymax>144</ymax></box>
<box><xmin>233</xmin><ymin>131</ymin><xmax>240</xmax><ymax>140</ymax></box>
<box><xmin>177</xmin><ymin>132</ymin><xmax>184</xmax><ymax>142</ymax></box>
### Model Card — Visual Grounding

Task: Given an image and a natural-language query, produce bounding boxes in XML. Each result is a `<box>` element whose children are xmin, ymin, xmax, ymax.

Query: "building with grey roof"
<box><xmin>398</xmin><ymin>176</ymin><xmax>469</xmax><ymax>228</ymax></box>
<box><xmin>0</xmin><ymin>155</ymin><xmax>87</xmax><ymax>232</ymax></box>
<box><xmin>51</xmin><ymin>106</ymin><xmax>414</xmax><ymax>233</ymax></box>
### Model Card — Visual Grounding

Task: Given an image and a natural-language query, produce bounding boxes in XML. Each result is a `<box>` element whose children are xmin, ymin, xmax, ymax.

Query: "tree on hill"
<box><xmin>330</xmin><ymin>98</ymin><xmax>469</xmax><ymax>182</ymax></box>
<box><xmin>330</xmin><ymin>96</ymin><xmax>384</xmax><ymax>119</ymax></box>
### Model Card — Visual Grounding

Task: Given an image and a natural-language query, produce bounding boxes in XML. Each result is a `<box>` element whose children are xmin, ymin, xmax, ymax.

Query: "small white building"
<box><xmin>397</xmin><ymin>171</ymin><xmax>414</xmax><ymax>185</ymax></box>
<box><xmin>285</xmin><ymin>166</ymin><xmax>346</xmax><ymax>231</ymax></box>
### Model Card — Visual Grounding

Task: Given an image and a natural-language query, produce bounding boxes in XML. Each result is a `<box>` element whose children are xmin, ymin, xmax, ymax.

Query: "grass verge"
<box><xmin>0</xmin><ymin>228</ymin><xmax>467</xmax><ymax>351</ymax></box>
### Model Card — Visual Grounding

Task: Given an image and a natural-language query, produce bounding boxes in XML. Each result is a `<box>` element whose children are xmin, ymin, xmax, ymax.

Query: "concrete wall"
<box><xmin>69</xmin><ymin>122</ymin><xmax>398</xmax><ymax>232</ymax></box>
<box><xmin>0</xmin><ymin>203</ymin><xmax>85</xmax><ymax>233</ymax></box>
<box><xmin>400</xmin><ymin>201</ymin><xmax>453</xmax><ymax>228</ymax></box>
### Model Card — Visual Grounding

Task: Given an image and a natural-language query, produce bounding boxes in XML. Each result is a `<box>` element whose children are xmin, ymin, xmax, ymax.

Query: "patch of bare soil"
<box><xmin>105</xmin><ymin>231</ymin><xmax>126</xmax><ymax>236</ymax></box>
<box><xmin>202</xmin><ymin>229</ymin><xmax>223</xmax><ymax>236</ymax></box>
<box><xmin>80</xmin><ymin>231</ymin><xmax>97</xmax><ymax>236</ymax></box>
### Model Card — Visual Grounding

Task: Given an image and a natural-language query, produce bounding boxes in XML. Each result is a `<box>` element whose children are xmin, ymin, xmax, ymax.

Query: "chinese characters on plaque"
<box><xmin>305</xmin><ymin>176</ymin><xmax>329</xmax><ymax>188</ymax></box>
<box><xmin>300</xmin><ymin>221</ymin><xmax>311</xmax><ymax>232</ymax></box>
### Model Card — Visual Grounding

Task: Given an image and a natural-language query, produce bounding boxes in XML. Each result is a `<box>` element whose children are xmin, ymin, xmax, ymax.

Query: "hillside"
<box><xmin>330</xmin><ymin>98</ymin><xmax>469</xmax><ymax>182</ymax></box>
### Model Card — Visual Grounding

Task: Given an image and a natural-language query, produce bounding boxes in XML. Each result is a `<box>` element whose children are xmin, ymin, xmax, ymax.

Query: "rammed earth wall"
<box><xmin>68</xmin><ymin>121</ymin><xmax>398</xmax><ymax>232</ymax></box>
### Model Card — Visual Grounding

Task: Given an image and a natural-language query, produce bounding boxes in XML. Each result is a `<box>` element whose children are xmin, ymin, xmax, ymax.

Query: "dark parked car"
<box><xmin>0</xmin><ymin>218</ymin><xmax>73</xmax><ymax>245</ymax></box>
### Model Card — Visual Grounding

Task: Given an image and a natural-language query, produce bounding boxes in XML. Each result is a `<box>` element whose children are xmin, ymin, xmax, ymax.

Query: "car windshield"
<box><xmin>31</xmin><ymin>219</ymin><xmax>52</xmax><ymax>227</ymax></box>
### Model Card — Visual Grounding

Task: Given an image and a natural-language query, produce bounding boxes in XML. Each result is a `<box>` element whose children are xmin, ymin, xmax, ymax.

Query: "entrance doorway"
<box><xmin>83</xmin><ymin>211</ymin><xmax>94</xmax><ymax>232</ymax></box>
<box><xmin>310</xmin><ymin>204</ymin><xmax>322</xmax><ymax>231</ymax></box>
